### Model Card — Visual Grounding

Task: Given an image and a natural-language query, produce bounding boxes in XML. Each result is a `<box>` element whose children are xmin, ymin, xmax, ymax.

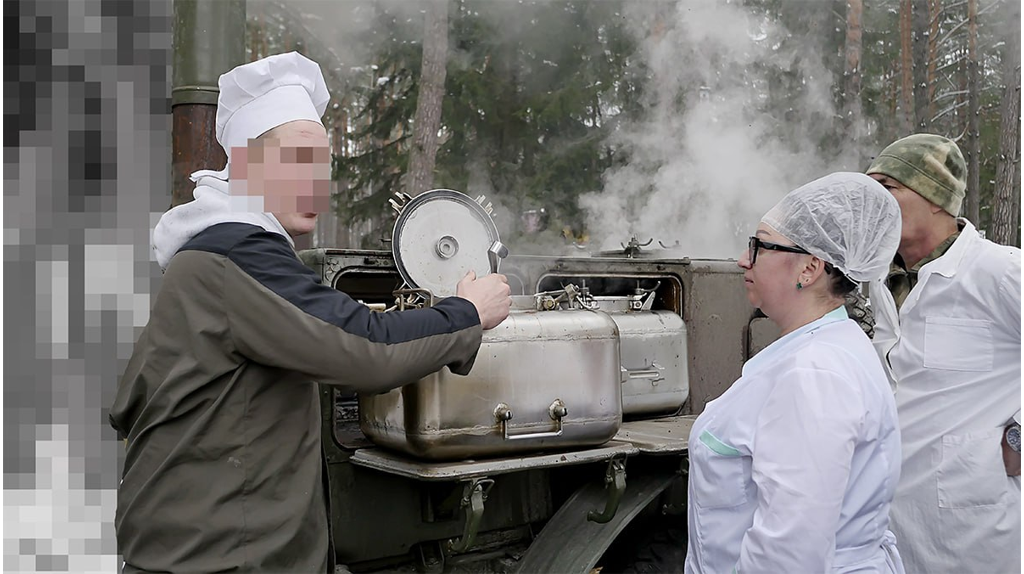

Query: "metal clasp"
<box><xmin>629</xmin><ymin>280</ymin><xmax>661</xmax><ymax>311</ymax></box>
<box><xmin>394</xmin><ymin>287</ymin><xmax>435</xmax><ymax>310</ymax></box>
<box><xmin>446</xmin><ymin>477</ymin><xmax>496</xmax><ymax>554</ymax></box>
<box><xmin>533</xmin><ymin>284</ymin><xmax>596</xmax><ymax>311</ymax></box>
<box><xmin>587</xmin><ymin>455</ymin><xmax>627</xmax><ymax>523</ymax></box>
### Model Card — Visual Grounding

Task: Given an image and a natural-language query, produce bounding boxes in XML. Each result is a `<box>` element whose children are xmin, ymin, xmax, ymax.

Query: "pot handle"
<box><xmin>620</xmin><ymin>363</ymin><xmax>665</xmax><ymax>384</ymax></box>
<box><xmin>494</xmin><ymin>399</ymin><xmax>567</xmax><ymax>440</ymax></box>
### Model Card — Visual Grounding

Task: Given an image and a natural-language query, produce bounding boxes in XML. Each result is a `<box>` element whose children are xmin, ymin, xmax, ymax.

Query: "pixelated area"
<box><xmin>5</xmin><ymin>0</ymin><xmax>173</xmax><ymax>571</ymax></box>
<box><xmin>228</xmin><ymin>139</ymin><xmax>332</xmax><ymax>214</ymax></box>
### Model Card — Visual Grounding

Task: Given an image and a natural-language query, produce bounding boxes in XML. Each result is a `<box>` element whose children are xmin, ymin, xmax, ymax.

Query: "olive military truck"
<box><xmin>298</xmin><ymin>189</ymin><xmax>799</xmax><ymax>573</ymax></box>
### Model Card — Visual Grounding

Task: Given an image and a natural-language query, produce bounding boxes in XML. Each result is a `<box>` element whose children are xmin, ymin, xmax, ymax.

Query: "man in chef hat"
<box><xmin>112</xmin><ymin>52</ymin><xmax>511</xmax><ymax>573</ymax></box>
<box><xmin>153</xmin><ymin>51</ymin><xmax>334</xmax><ymax>266</ymax></box>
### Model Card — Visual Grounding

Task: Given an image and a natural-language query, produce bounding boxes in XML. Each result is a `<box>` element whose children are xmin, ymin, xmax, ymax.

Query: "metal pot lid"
<box><xmin>391</xmin><ymin>189</ymin><xmax>501</xmax><ymax>298</ymax></box>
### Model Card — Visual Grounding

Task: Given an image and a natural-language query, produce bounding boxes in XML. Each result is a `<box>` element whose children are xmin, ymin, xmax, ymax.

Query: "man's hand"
<box><xmin>1001</xmin><ymin>427</ymin><xmax>1021</xmax><ymax>477</ymax></box>
<box><xmin>457</xmin><ymin>270</ymin><xmax>512</xmax><ymax>330</ymax></box>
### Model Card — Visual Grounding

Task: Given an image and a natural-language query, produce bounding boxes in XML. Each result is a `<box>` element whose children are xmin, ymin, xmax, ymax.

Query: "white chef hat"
<box><xmin>760</xmin><ymin>172</ymin><xmax>902</xmax><ymax>283</ymax></box>
<box><xmin>215</xmin><ymin>51</ymin><xmax>331</xmax><ymax>164</ymax></box>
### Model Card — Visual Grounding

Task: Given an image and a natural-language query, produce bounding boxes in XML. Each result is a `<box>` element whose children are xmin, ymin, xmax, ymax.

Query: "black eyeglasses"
<box><xmin>748</xmin><ymin>236</ymin><xmax>810</xmax><ymax>266</ymax></box>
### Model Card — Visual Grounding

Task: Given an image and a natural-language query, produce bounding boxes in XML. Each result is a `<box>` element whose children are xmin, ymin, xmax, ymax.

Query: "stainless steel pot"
<box><xmin>613</xmin><ymin>311</ymin><xmax>688</xmax><ymax>416</ymax></box>
<box><xmin>359</xmin><ymin>296</ymin><xmax>623</xmax><ymax>460</ymax></box>
<box><xmin>578</xmin><ymin>295</ymin><xmax>689</xmax><ymax>416</ymax></box>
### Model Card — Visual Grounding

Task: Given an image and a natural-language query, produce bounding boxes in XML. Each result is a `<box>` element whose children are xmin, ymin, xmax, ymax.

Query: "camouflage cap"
<box><xmin>866</xmin><ymin>133</ymin><xmax>966</xmax><ymax>216</ymax></box>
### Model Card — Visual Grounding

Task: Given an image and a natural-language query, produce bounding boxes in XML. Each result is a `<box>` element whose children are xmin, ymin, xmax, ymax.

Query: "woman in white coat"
<box><xmin>685</xmin><ymin>173</ymin><xmax>906</xmax><ymax>574</ymax></box>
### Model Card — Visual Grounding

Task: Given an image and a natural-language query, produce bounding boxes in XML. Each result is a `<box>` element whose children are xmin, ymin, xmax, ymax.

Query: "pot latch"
<box><xmin>446</xmin><ymin>477</ymin><xmax>496</xmax><ymax>554</ymax></box>
<box><xmin>587</xmin><ymin>455</ymin><xmax>628</xmax><ymax>523</ymax></box>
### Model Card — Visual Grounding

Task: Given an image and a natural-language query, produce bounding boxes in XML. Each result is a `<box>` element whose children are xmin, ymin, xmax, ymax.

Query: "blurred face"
<box><xmin>737</xmin><ymin>223</ymin><xmax>807</xmax><ymax>317</ymax></box>
<box><xmin>870</xmin><ymin>174</ymin><xmax>939</xmax><ymax>250</ymax></box>
<box><xmin>229</xmin><ymin>120</ymin><xmax>331</xmax><ymax>237</ymax></box>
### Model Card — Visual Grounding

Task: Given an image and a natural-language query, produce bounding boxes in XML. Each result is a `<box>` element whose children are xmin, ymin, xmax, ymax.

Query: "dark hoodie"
<box><xmin>112</xmin><ymin>188</ymin><xmax>482</xmax><ymax>572</ymax></box>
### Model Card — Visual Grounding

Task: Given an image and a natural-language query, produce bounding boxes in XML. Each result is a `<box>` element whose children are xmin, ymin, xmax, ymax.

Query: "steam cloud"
<box><xmin>276</xmin><ymin>0</ymin><xmax>870</xmax><ymax>259</ymax></box>
<box><xmin>583</xmin><ymin>0</ymin><xmax>861</xmax><ymax>258</ymax></box>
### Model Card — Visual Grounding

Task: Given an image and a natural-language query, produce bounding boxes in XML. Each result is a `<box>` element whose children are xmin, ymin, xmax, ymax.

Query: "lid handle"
<box><xmin>488</xmin><ymin>241</ymin><xmax>509</xmax><ymax>274</ymax></box>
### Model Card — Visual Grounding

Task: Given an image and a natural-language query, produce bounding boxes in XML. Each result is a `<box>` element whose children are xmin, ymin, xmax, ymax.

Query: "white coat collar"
<box><xmin>917</xmin><ymin>218</ymin><xmax>976</xmax><ymax>279</ymax></box>
<box><xmin>742</xmin><ymin>306</ymin><xmax>848</xmax><ymax>377</ymax></box>
<box><xmin>893</xmin><ymin>219</ymin><xmax>976</xmax><ymax>318</ymax></box>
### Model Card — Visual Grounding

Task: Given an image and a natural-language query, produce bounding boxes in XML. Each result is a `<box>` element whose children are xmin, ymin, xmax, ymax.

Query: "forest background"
<box><xmin>245</xmin><ymin>0</ymin><xmax>1021</xmax><ymax>257</ymax></box>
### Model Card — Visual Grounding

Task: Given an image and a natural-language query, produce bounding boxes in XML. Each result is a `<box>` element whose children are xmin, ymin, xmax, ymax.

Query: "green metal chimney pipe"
<box><xmin>171</xmin><ymin>0</ymin><xmax>245</xmax><ymax>207</ymax></box>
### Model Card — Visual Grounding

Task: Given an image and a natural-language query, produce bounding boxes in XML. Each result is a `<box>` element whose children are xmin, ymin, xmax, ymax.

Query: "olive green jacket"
<box><xmin>111</xmin><ymin>223</ymin><xmax>482</xmax><ymax>573</ymax></box>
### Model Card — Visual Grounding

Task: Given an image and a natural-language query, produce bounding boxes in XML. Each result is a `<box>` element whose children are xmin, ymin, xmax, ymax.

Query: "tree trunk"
<box><xmin>990</xmin><ymin>1</ymin><xmax>1021</xmax><ymax>246</ymax></box>
<box><xmin>925</xmin><ymin>0</ymin><xmax>941</xmax><ymax>121</ymax></box>
<box><xmin>956</xmin><ymin>41</ymin><xmax>968</xmax><ymax>135</ymax></box>
<box><xmin>406</xmin><ymin>0</ymin><xmax>449</xmax><ymax>197</ymax></box>
<box><xmin>887</xmin><ymin>62</ymin><xmax>901</xmax><ymax>145</ymax></box>
<box><xmin>964</xmin><ymin>0</ymin><xmax>981</xmax><ymax>224</ymax></box>
<box><xmin>260</xmin><ymin>6</ymin><xmax>268</xmax><ymax>60</ymax></box>
<box><xmin>912</xmin><ymin>0</ymin><xmax>931</xmax><ymax>131</ymax></box>
<box><xmin>843</xmin><ymin>0</ymin><xmax>863</xmax><ymax>166</ymax></box>
<box><xmin>899</xmin><ymin>0</ymin><xmax>915</xmax><ymax>135</ymax></box>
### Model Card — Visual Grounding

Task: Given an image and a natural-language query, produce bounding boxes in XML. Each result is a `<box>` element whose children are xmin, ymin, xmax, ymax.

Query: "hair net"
<box><xmin>760</xmin><ymin>172</ymin><xmax>902</xmax><ymax>283</ymax></box>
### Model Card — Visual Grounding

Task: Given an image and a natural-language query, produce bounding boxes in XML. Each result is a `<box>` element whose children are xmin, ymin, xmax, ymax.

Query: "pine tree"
<box><xmin>334</xmin><ymin>0</ymin><xmax>642</xmax><ymax>250</ymax></box>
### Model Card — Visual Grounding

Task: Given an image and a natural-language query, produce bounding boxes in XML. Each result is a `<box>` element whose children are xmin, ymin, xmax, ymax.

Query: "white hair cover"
<box><xmin>760</xmin><ymin>172</ymin><xmax>902</xmax><ymax>283</ymax></box>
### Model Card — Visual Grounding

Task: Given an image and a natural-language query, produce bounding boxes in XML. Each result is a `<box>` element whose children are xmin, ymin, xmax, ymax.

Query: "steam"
<box><xmin>250</xmin><ymin>0</ymin><xmax>379</xmax><ymax>89</ymax></box>
<box><xmin>582</xmin><ymin>0</ymin><xmax>854</xmax><ymax>258</ymax></box>
<box><xmin>274</xmin><ymin>0</ymin><xmax>869</xmax><ymax>259</ymax></box>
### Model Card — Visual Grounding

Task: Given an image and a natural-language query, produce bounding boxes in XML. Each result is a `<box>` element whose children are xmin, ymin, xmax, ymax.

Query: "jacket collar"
<box><xmin>893</xmin><ymin>219</ymin><xmax>975</xmax><ymax>318</ymax></box>
<box><xmin>919</xmin><ymin>218</ymin><xmax>975</xmax><ymax>279</ymax></box>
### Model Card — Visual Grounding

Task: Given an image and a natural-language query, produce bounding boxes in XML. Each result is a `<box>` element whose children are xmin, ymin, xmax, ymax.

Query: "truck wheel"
<box><xmin>844</xmin><ymin>288</ymin><xmax>875</xmax><ymax>340</ymax></box>
<box><xmin>613</xmin><ymin>525</ymin><xmax>687</xmax><ymax>573</ymax></box>
<box><xmin>596</xmin><ymin>513</ymin><xmax>687</xmax><ymax>574</ymax></box>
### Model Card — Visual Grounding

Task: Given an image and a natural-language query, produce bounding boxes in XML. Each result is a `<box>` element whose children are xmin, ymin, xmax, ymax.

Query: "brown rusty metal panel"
<box><xmin>748</xmin><ymin>317</ymin><xmax>781</xmax><ymax>360</ymax></box>
<box><xmin>682</xmin><ymin>261</ymin><xmax>756</xmax><ymax>415</ymax></box>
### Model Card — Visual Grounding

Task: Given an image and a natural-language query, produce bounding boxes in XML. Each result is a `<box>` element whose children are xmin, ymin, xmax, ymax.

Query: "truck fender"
<box><xmin>512</xmin><ymin>470</ymin><xmax>679</xmax><ymax>574</ymax></box>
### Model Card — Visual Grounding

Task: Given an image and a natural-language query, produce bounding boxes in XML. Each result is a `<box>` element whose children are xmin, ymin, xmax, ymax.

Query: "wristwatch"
<box><xmin>1007</xmin><ymin>424</ymin><xmax>1021</xmax><ymax>454</ymax></box>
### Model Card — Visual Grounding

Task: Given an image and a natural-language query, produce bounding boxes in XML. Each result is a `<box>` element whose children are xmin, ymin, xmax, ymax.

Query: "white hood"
<box><xmin>152</xmin><ymin>170</ymin><xmax>294</xmax><ymax>271</ymax></box>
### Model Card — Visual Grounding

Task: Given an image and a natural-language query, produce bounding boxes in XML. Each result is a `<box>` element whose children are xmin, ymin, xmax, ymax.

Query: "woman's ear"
<box><xmin>799</xmin><ymin>256</ymin><xmax>827</xmax><ymax>287</ymax></box>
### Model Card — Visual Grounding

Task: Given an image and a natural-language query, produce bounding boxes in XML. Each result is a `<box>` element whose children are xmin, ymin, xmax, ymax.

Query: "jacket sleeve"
<box><xmin>867</xmin><ymin>279</ymin><xmax>899</xmax><ymax>392</ymax></box>
<box><xmin>736</xmin><ymin>366</ymin><xmax>865</xmax><ymax>572</ymax></box>
<box><xmin>998</xmin><ymin>252</ymin><xmax>1021</xmax><ymax>338</ymax></box>
<box><xmin>220</xmin><ymin>232</ymin><xmax>483</xmax><ymax>394</ymax></box>
<box><xmin>998</xmin><ymin>254</ymin><xmax>1021</xmax><ymax>424</ymax></box>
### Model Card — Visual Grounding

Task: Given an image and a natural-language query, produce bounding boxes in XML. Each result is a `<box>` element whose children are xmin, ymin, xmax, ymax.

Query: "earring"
<box><xmin>796</xmin><ymin>282</ymin><xmax>803</xmax><ymax>290</ymax></box>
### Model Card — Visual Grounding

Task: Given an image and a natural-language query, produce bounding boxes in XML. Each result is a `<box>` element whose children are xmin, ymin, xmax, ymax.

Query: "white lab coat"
<box><xmin>868</xmin><ymin>220</ymin><xmax>1021</xmax><ymax>574</ymax></box>
<box><xmin>685</xmin><ymin>308</ymin><xmax>905</xmax><ymax>574</ymax></box>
